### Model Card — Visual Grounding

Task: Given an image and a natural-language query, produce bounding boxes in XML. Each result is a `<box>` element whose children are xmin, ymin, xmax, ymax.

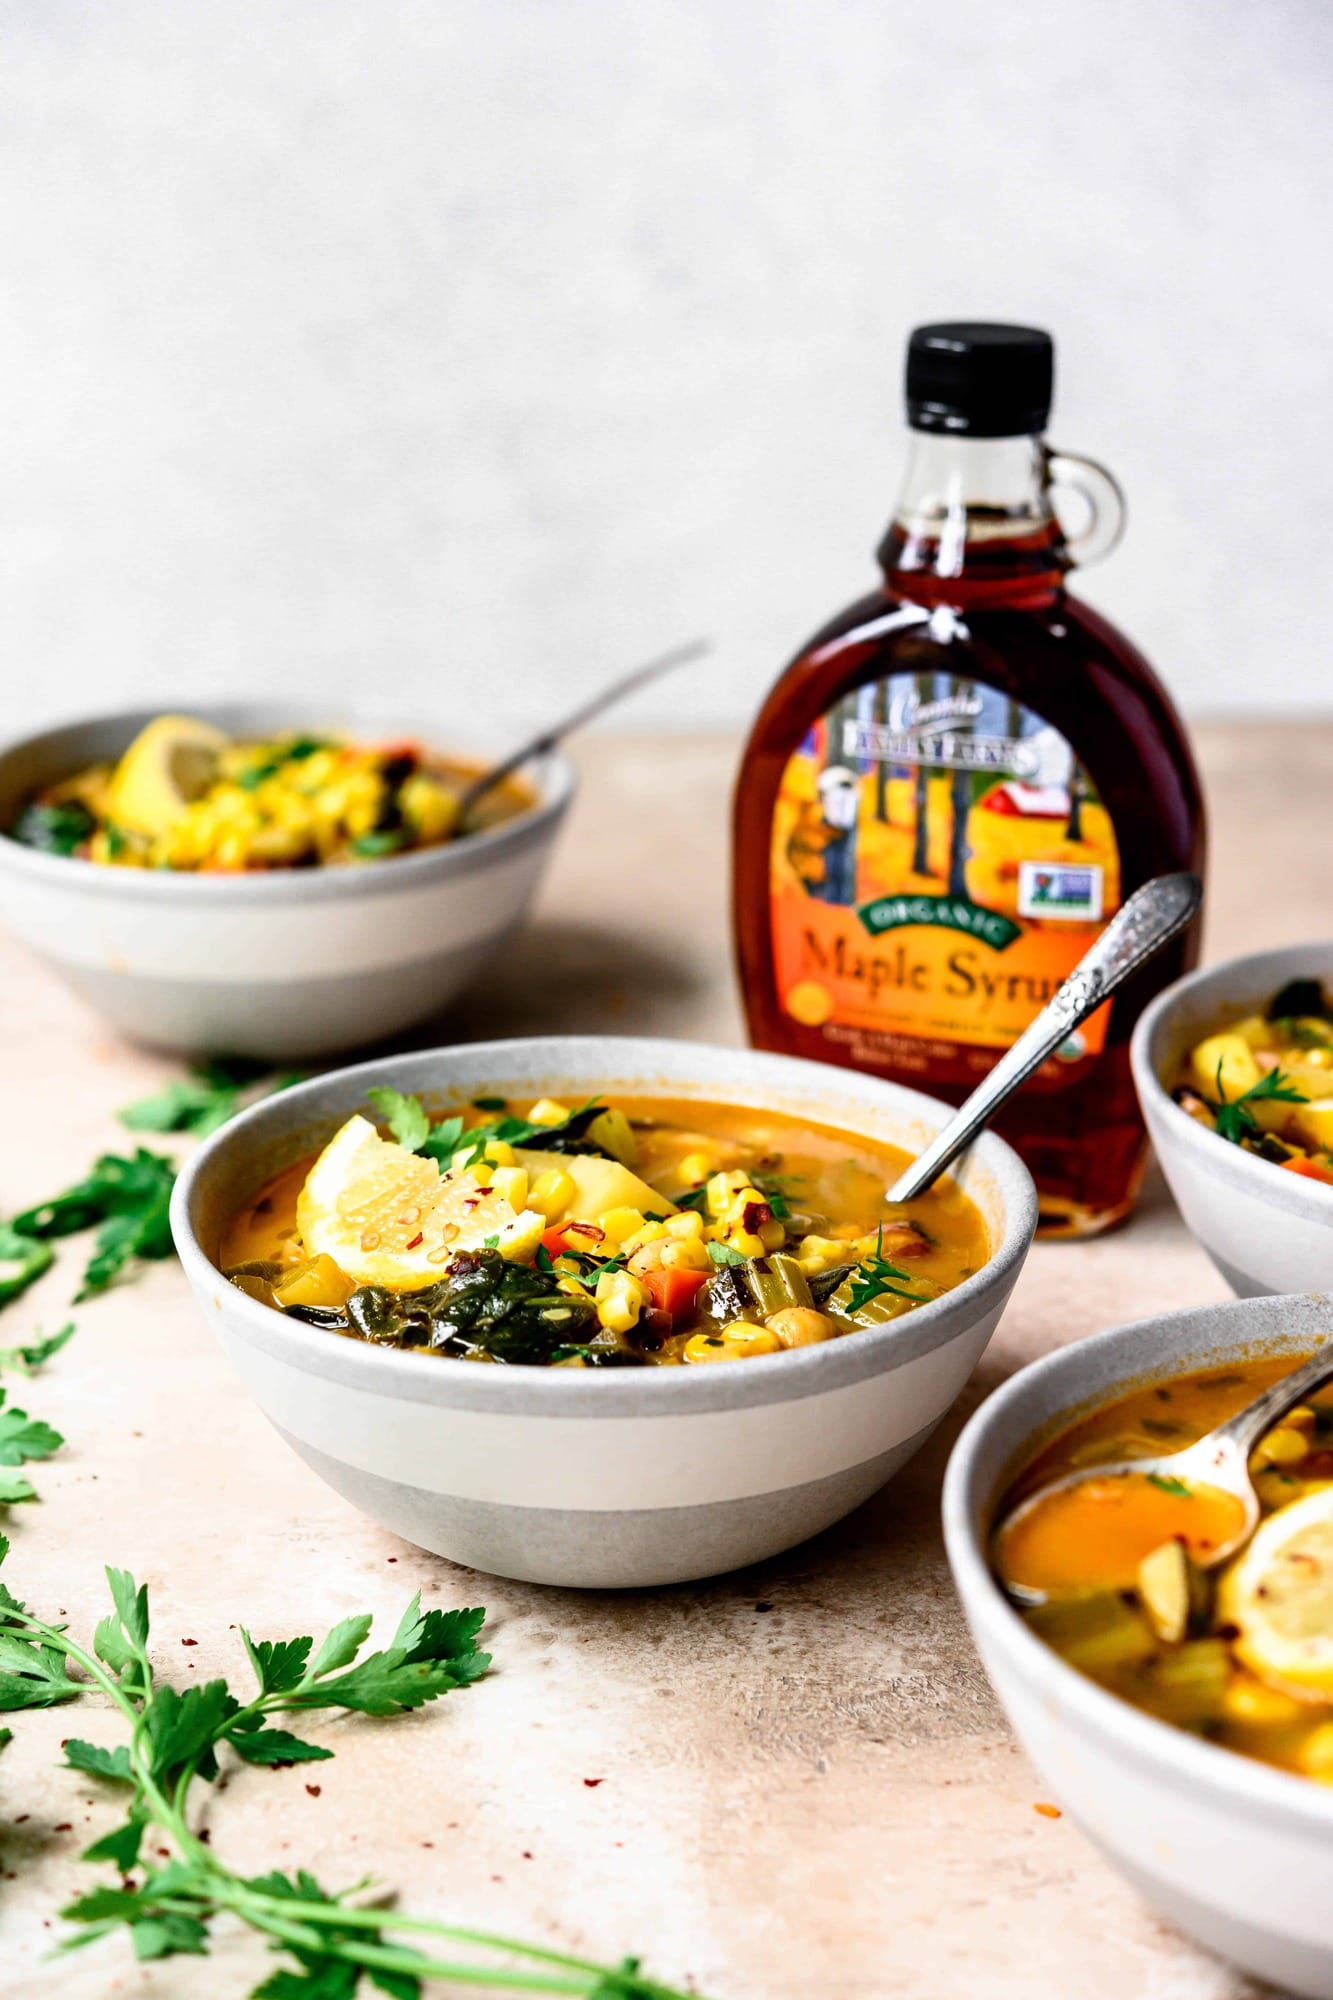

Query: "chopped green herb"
<box><xmin>673</xmin><ymin>1183</ymin><xmax>709</xmax><ymax>1213</ymax></box>
<box><xmin>348</xmin><ymin>829</ymin><xmax>407</xmax><ymax>858</ymax></box>
<box><xmin>10</xmin><ymin>799</ymin><xmax>95</xmax><ymax>856</ymax></box>
<box><xmin>472</xmin><ymin>1096</ymin><xmax>507</xmax><ymax>1112</ymax></box>
<box><xmin>706</xmin><ymin>1241</ymin><xmax>747</xmax><ymax>1268</ymax></box>
<box><xmin>0</xmin><ymin>1223</ymin><xmax>54</xmax><ymax>1312</ymax></box>
<box><xmin>366</xmin><ymin>1086</ymin><xmax>432</xmax><ymax>1154</ymax></box>
<box><xmin>1212</xmin><ymin>1064</ymin><xmax>1308</xmax><ymax>1147</ymax></box>
<box><xmin>843</xmin><ymin>1225</ymin><xmax>923</xmax><ymax>1314</ymax></box>
<box><xmin>11</xmin><ymin>1149</ymin><xmax>177</xmax><ymax>1302</ymax></box>
<box><xmin>1146</xmin><ymin>1473</ymin><xmax>1192</xmax><ymax>1497</ymax></box>
<box><xmin>0</xmin><ymin>1387</ymin><xmax>63</xmax><ymax>1505</ymax></box>
<box><xmin>0</xmin><ymin>1322</ymin><xmax>75</xmax><ymax>1376</ymax></box>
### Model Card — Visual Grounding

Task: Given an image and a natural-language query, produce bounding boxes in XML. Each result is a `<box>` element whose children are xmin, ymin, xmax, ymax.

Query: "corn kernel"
<box><xmin>679</xmin><ymin>1152</ymin><xmax>714</xmax><ymax>1186</ymax></box>
<box><xmin>484</xmin><ymin>1139</ymin><xmax>516</xmax><ymax>1168</ymax></box>
<box><xmin>598</xmin><ymin>1206</ymin><xmax>647</xmax><ymax>1246</ymax></box>
<box><xmin>661</xmin><ymin>1237</ymin><xmax>712</xmax><ymax>1273</ymax></box>
<box><xmin>756</xmin><ymin>1217</ymin><xmax>786</xmax><ymax>1251</ymax></box>
<box><xmin>491</xmin><ymin>1166</ymin><xmax>529</xmax><ymax>1212</ymax></box>
<box><xmin>1251</xmin><ymin>1426</ymin><xmax>1311</xmax><ymax>1471</ymax></box>
<box><xmin>729</xmin><ymin>1229</ymin><xmax>766</xmax><ymax>1258</ymax></box>
<box><xmin>706</xmin><ymin>1170</ymin><xmax>748</xmax><ymax>1218</ymax></box>
<box><xmin>1299</xmin><ymin>1723</ymin><xmax>1333</xmax><ymax>1782</ymax></box>
<box><xmin>527</xmin><ymin>1098</ymin><xmax>569</xmax><ymax>1126</ymax></box>
<box><xmin>498</xmin><ymin>1208</ymin><xmax>545</xmax><ymax>1263</ymax></box>
<box><xmin>527</xmin><ymin>1168</ymin><xmax>576</xmax><ymax>1220</ymax></box>
<box><xmin>682</xmin><ymin>1320</ymin><xmax>782</xmax><ymax>1364</ymax></box>
<box><xmin>594</xmin><ymin>1269</ymin><xmax>647</xmax><ymax>1335</ymax></box>
<box><xmin>665</xmin><ymin>1211</ymin><xmax>705</xmax><ymax>1241</ymax></box>
<box><xmin>1223</xmin><ymin>1675</ymin><xmax>1305</xmax><ymax>1726</ymax></box>
<box><xmin>469</xmin><ymin>1162</ymin><xmax>495</xmax><ymax>1189</ymax></box>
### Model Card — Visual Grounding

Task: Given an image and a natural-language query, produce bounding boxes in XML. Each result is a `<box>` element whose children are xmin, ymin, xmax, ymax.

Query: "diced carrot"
<box><xmin>643</xmin><ymin>1266</ymin><xmax>708</xmax><ymax>1322</ymax></box>
<box><xmin>1281</xmin><ymin>1155</ymin><xmax>1333</xmax><ymax>1186</ymax></box>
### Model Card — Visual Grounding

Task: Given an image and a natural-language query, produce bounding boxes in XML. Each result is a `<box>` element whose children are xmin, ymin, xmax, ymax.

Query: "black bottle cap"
<box><xmin>905</xmin><ymin>322</ymin><xmax>1053</xmax><ymax>437</ymax></box>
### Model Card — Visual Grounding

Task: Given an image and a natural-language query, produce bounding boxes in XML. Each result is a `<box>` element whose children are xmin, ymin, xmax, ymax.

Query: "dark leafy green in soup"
<box><xmin>1173</xmin><ymin>978</ymin><xmax>1333</xmax><ymax>1185</ymax></box>
<box><xmin>219</xmin><ymin>1091</ymin><xmax>989</xmax><ymax>1367</ymax></box>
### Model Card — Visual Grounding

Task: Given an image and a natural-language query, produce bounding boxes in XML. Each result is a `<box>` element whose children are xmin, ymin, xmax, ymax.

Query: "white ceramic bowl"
<box><xmin>172</xmin><ymin>1035</ymin><xmax>1037</xmax><ymax>1588</ymax></box>
<box><xmin>1131</xmin><ymin>943</ymin><xmax>1333</xmax><ymax>1297</ymax></box>
<box><xmin>944</xmin><ymin>1293</ymin><xmax>1333</xmax><ymax>1999</ymax></box>
<box><xmin>0</xmin><ymin>702</ymin><xmax>574</xmax><ymax>1061</ymax></box>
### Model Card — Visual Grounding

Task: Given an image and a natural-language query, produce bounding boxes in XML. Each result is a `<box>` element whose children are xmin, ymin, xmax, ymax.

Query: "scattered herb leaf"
<box><xmin>0</xmin><ymin>1223</ymin><xmax>54</xmax><ymax>1312</ymax></box>
<box><xmin>11</xmin><ymin>1150</ymin><xmax>176</xmax><ymax>1301</ymax></box>
<box><xmin>1212</xmin><ymin>1064</ymin><xmax>1308</xmax><ymax>1147</ymax></box>
<box><xmin>844</xmin><ymin>1225</ymin><xmax>923</xmax><ymax>1314</ymax></box>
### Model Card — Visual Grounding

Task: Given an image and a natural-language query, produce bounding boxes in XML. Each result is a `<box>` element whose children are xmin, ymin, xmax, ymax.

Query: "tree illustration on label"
<box><xmin>814</xmin><ymin>692</ymin><xmax>860</xmax><ymax>905</ymax></box>
<box><xmin>946</xmin><ymin>677</ymin><xmax>975</xmax><ymax>899</ymax></box>
<box><xmin>909</xmin><ymin>671</ymin><xmax>935</xmax><ymax>878</ymax></box>
<box><xmin>873</xmin><ymin>679</ymin><xmax>891</xmax><ymax>825</ymax></box>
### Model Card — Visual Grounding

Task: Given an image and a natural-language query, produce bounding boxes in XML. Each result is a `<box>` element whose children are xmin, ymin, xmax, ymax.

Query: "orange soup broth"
<box><xmin>999</xmin><ymin>1356</ymin><xmax>1333</xmax><ymax>1776</ymax></box>
<box><xmin>220</xmin><ymin>1095</ymin><xmax>990</xmax><ymax>1363</ymax></box>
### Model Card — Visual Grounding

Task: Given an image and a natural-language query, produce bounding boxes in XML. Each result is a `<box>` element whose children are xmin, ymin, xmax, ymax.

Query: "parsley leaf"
<box><xmin>843</xmin><ymin>1226</ymin><xmax>923</xmax><ymax>1314</ymax></box>
<box><xmin>0</xmin><ymin>1223</ymin><xmax>54</xmax><ymax>1311</ymax></box>
<box><xmin>11</xmin><ymin>799</ymin><xmax>95</xmax><ymax>856</ymax></box>
<box><xmin>366</xmin><ymin>1088</ymin><xmax>432</xmax><ymax>1154</ymax></box>
<box><xmin>1146</xmin><ymin>1473</ymin><xmax>1192</xmax><ymax>1497</ymax></box>
<box><xmin>120</xmin><ymin>1059</ymin><xmax>295</xmax><ymax>1137</ymax></box>
<box><xmin>1212</xmin><ymin>1064</ymin><xmax>1308</xmax><ymax>1146</ymax></box>
<box><xmin>706</xmin><ymin>1242</ymin><xmax>746</xmax><ymax>1268</ymax></box>
<box><xmin>11</xmin><ymin>1149</ymin><xmax>176</xmax><ymax>1300</ymax></box>
<box><xmin>0</xmin><ymin>1321</ymin><xmax>76</xmax><ymax>1374</ymax></box>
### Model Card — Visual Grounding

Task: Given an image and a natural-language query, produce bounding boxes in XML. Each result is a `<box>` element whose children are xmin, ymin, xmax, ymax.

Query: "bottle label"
<box><xmin>768</xmin><ymin>674</ymin><xmax>1121</xmax><ymax>1068</ymax></box>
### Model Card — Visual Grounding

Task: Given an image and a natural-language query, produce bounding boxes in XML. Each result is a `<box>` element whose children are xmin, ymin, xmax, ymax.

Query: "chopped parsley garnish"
<box><xmin>844</xmin><ymin>1225</ymin><xmax>923</xmax><ymax>1314</ymax></box>
<box><xmin>1146</xmin><ymin>1473</ymin><xmax>1192</xmax><ymax>1497</ymax></box>
<box><xmin>1211</xmin><ymin>1063</ymin><xmax>1308</xmax><ymax>1147</ymax></box>
<box><xmin>706</xmin><ymin>1242</ymin><xmax>747</xmax><ymax>1268</ymax></box>
<box><xmin>365</xmin><ymin>1091</ymin><xmax>614</xmax><ymax>1172</ymax></box>
<box><xmin>366</xmin><ymin>1085</ymin><xmax>432</xmax><ymax>1153</ymax></box>
<box><xmin>11</xmin><ymin>799</ymin><xmax>96</xmax><ymax>856</ymax></box>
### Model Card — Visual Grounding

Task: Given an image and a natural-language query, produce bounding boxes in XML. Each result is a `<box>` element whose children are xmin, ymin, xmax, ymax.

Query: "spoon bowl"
<box><xmin>995</xmin><ymin>1335</ymin><xmax>1333</xmax><ymax>1604</ymax></box>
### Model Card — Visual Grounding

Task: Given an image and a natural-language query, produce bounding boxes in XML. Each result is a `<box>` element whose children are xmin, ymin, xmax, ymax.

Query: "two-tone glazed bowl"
<box><xmin>0</xmin><ymin>701</ymin><xmax>574</xmax><ymax>1061</ymax></box>
<box><xmin>1132</xmin><ymin>943</ymin><xmax>1333</xmax><ymax>1296</ymax></box>
<box><xmin>944</xmin><ymin>1294</ymin><xmax>1333</xmax><ymax>1999</ymax></box>
<box><xmin>172</xmin><ymin>1035</ymin><xmax>1037</xmax><ymax>1588</ymax></box>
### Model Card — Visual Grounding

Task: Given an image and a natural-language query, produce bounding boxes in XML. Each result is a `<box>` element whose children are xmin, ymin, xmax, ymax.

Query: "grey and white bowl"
<box><xmin>944</xmin><ymin>1293</ymin><xmax>1333</xmax><ymax>2000</ymax></box>
<box><xmin>0</xmin><ymin>702</ymin><xmax>574</xmax><ymax>1061</ymax></box>
<box><xmin>1131</xmin><ymin>943</ymin><xmax>1333</xmax><ymax>1297</ymax></box>
<box><xmin>172</xmin><ymin>1035</ymin><xmax>1037</xmax><ymax>1588</ymax></box>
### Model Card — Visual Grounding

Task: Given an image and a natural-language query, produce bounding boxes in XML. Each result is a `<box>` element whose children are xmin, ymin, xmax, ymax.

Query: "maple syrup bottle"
<box><xmin>734</xmin><ymin>323</ymin><xmax>1205</xmax><ymax>1237</ymax></box>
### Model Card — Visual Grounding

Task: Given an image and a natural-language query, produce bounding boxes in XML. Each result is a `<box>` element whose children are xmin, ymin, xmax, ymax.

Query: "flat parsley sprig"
<box><xmin>844</xmin><ymin>1225</ymin><xmax>925</xmax><ymax>1315</ymax></box>
<box><xmin>0</xmin><ymin>1544</ymin><xmax>698</xmax><ymax>1998</ymax></box>
<box><xmin>366</xmin><ymin>1091</ymin><xmax>613</xmax><ymax>1172</ymax></box>
<box><xmin>10</xmin><ymin>1147</ymin><xmax>177</xmax><ymax>1301</ymax></box>
<box><xmin>1211</xmin><ymin>1062</ymin><xmax>1308</xmax><ymax>1147</ymax></box>
<box><xmin>120</xmin><ymin>1058</ymin><xmax>301</xmax><ymax>1139</ymax></box>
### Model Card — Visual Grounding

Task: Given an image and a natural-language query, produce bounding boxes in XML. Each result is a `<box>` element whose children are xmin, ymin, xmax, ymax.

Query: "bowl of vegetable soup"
<box><xmin>0</xmin><ymin>702</ymin><xmax>573</xmax><ymax>1060</ymax></box>
<box><xmin>944</xmin><ymin>1294</ymin><xmax>1333</xmax><ymax>2000</ymax></box>
<box><xmin>1131</xmin><ymin>943</ymin><xmax>1333</xmax><ymax>1296</ymax></box>
<box><xmin>171</xmin><ymin>1035</ymin><xmax>1036</xmax><ymax>1587</ymax></box>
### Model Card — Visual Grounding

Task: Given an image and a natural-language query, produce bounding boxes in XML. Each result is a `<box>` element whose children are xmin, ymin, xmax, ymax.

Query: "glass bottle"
<box><xmin>733</xmin><ymin>322</ymin><xmax>1205</xmax><ymax>1237</ymax></box>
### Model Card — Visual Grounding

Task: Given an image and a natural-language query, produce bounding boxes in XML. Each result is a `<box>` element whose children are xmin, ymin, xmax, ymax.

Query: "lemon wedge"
<box><xmin>107</xmin><ymin>714</ymin><xmax>229</xmax><ymax>837</ymax></box>
<box><xmin>297</xmin><ymin>1115</ymin><xmax>542</xmax><ymax>1290</ymax></box>
<box><xmin>1218</xmin><ymin>1486</ymin><xmax>1333</xmax><ymax>1696</ymax></box>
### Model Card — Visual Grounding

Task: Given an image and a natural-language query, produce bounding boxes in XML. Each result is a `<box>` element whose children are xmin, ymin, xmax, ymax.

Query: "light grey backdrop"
<box><xmin>3</xmin><ymin>0</ymin><xmax>1330</xmax><ymax>737</ymax></box>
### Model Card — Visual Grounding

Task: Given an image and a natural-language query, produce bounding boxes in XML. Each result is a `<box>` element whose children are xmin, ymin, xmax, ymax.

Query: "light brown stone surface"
<box><xmin>0</xmin><ymin>721</ymin><xmax>1324</xmax><ymax>1999</ymax></box>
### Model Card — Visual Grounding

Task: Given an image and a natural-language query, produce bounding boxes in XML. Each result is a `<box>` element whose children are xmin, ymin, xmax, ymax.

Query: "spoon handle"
<box><xmin>1207</xmin><ymin>1339</ymin><xmax>1333</xmax><ymax>1461</ymax></box>
<box><xmin>885</xmin><ymin>871</ymin><xmax>1202</xmax><ymax>1203</ymax></box>
<box><xmin>457</xmin><ymin>637</ymin><xmax>710</xmax><ymax>819</ymax></box>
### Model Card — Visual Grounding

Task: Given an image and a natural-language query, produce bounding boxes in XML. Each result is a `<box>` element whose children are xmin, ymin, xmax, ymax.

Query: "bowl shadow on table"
<box><xmin>380</xmin><ymin>918</ymin><xmax>713</xmax><ymax>1054</ymax></box>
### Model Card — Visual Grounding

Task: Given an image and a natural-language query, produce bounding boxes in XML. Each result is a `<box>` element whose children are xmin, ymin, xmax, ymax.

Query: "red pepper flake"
<box><xmin>13</xmin><ymin>1815</ymin><xmax>28</xmax><ymax>1825</ymax></box>
<box><xmin>583</xmin><ymin>1778</ymin><xmax>604</xmax><ymax>1788</ymax></box>
<box><xmin>422</xmin><ymin>1841</ymin><xmax>434</xmax><ymax>1848</ymax></box>
<box><xmin>181</xmin><ymin>1637</ymin><xmax>198</xmax><ymax>1646</ymax></box>
<box><xmin>387</xmin><ymin>1556</ymin><xmax>398</xmax><ymax>1563</ymax></box>
<box><xmin>741</xmin><ymin>1200</ymin><xmax>772</xmax><ymax>1233</ymax></box>
<box><xmin>1034</xmin><ymin>1802</ymin><xmax>1062</xmax><ymax>1819</ymax></box>
<box><xmin>405</xmin><ymin>1233</ymin><xmax>424</xmax><ymax>1250</ymax></box>
<box><xmin>53</xmin><ymin>1823</ymin><xmax>72</xmax><ymax>1833</ymax></box>
<box><xmin>306</xmin><ymin>1784</ymin><xmax>321</xmax><ymax>1798</ymax></box>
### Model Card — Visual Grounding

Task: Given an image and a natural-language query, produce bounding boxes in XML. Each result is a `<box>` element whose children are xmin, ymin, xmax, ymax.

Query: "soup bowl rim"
<box><xmin>170</xmin><ymin>1033</ymin><xmax>1037</xmax><ymax>1418</ymax></box>
<box><xmin>943</xmin><ymin>1292</ymin><xmax>1333</xmax><ymax>1837</ymax></box>
<box><xmin>1130</xmin><ymin>940</ymin><xmax>1333</xmax><ymax>1219</ymax></box>
<box><xmin>0</xmin><ymin>698</ymin><xmax>575</xmax><ymax>904</ymax></box>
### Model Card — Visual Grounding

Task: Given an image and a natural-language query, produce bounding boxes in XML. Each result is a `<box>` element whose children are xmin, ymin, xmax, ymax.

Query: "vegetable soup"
<box><xmin>8</xmin><ymin>713</ymin><xmax>532</xmax><ymax>872</ymax></box>
<box><xmin>219</xmin><ymin>1091</ymin><xmax>989</xmax><ymax>1368</ymax></box>
<box><xmin>1173</xmin><ymin>977</ymin><xmax>1333</xmax><ymax>1186</ymax></box>
<box><xmin>995</xmin><ymin>1355</ymin><xmax>1333</xmax><ymax>1781</ymax></box>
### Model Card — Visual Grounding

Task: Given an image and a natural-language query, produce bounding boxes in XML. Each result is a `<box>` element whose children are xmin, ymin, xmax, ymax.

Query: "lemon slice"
<box><xmin>107</xmin><ymin>714</ymin><xmax>229</xmax><ymax>837</ymax></box>
<box><xmin>1218</xmin><ymin>1486</ymin><xmax>1333</xmax><ymax>1696</ymax></box>
<box><xmin>297</xmin><ymin>1115</ymin><xmax>538</xmax><ymax>1290</ymax></box>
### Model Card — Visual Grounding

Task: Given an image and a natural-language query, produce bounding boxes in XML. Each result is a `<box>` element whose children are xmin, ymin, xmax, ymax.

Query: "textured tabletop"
<box><xmin>1</xmin><ymin>721</ymin><xmax>1326</xmax><ymax>2000</ymax></box>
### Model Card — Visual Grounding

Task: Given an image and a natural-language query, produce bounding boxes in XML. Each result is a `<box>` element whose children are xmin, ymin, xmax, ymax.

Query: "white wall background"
<box><xmin>2</xmin><ymin>0</ymin><xmax>1331</xmax><ymax>739</ymax></box>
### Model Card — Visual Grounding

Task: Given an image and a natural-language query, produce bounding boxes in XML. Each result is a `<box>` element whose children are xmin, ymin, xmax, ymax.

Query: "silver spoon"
<box><xmin>886</xmin><ymin>870</ymin><xmax>1202</xmax><ymax>1203</ymax></box>
<box><xmin>998</xmin><ymin>1337</ymin><xmax>1333</xmax><ymax>1605</ymax></box>
<box><xmin>457</xmin><ymin>637</ymin><xmax>710</xmax><ymax>825</ymax></box>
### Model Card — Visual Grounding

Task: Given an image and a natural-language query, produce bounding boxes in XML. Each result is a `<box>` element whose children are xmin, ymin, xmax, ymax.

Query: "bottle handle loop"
<box><xmin>1045</xmin><ymin>447</ymin><xmax>1126</xmax><ymax>570</ymax></box>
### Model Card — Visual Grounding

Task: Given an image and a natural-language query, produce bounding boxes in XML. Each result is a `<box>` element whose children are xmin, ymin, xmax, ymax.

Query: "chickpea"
<box><xmin>765</xmin><ymin>1306</ymin><xmax>836</xmax><ymax>1349</ymax></box>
